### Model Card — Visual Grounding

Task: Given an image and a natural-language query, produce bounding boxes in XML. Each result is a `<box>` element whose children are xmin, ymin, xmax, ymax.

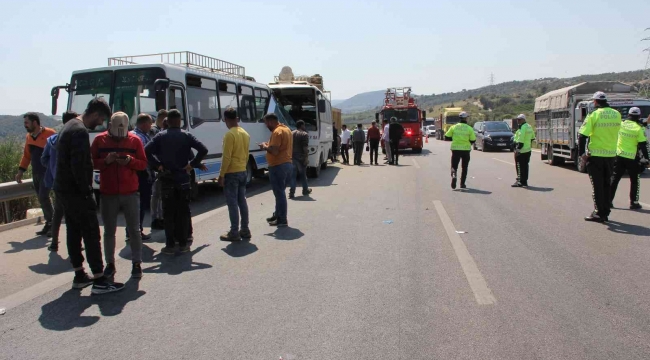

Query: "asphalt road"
<box><xmin>2</xmin><ymin>138</ymin><xmax>650</xmax><ymax>359</ymax></box>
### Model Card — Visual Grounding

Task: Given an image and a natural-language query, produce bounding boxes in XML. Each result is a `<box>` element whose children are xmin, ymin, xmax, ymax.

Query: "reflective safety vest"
<box><xmin>445</xmin><ymin>123</ymin><xmax>476</xmax><ymax>151</ymax></box>
<box><xmin>617</xmin><ymin>120</ymin><xmax>647</xmax><ymax>160</ymax></box>
<box><xmin>578</xmin><ymin>107</ymin><xmax>621</xmax><ymax>157</ymax></box>
<box><xmin>514</xmin><ymin>122</ymin><xmax>534</xmax><ymax>153</ymax></box>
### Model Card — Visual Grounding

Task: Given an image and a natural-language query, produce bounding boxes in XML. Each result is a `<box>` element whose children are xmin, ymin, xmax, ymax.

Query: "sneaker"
<box><xmin>46</xmin><ymin>229</ymin><xmax>52</xmax><ymax>238</ymax></box>
<box><xmin>91</xmin><ymin>278</ymin><xmax>125</xmax><ymax>295</ymax></box>
<box><xmin>460</xmin><ymin>184</ymin><xmax>467</xmax><ymax>189</ymax></box>
<box><xmin>36</xmin><ymin>222</ymin><xmax>51</xmax><ymax>236</ymax></box>
<box><xmin>220</xmin><ymin>231</ymin><xmax>242</xmax><ymax>242</ymax></box>
<box><xmin>630</xmin><ymin>203</ymin><xmax>642</xmax><ymax>210</ymax></box>
<box><xmin>288</xmin><ymin>192</ymin><xmax>295</xmax><ymax>199</ymax></box>
<box><xmin>103</xmin><ymin>263</ymin><xmax>116</xmax><ymax>278</ymax></box>
<box><xmin>161</xmin><ymin>246</ymin><xmax>175</xmax><ymax>255</ymax></box>
<box><xmin>269</xmin><ymin>219</ymin><xmax>288</xmax><ymax>227</ymax></box>
<box><xmin>141</xmin><ymin>232</ymin><xmax>152</xmax><ymax>241</ymax></box>
<box><xmin>72</xmin><ymin>273</ymin><xmax>94</xmax><ymax>289</ymax></box>
<box><xmin>584</xmin><ymin>213</ymin><xmax>607</xmax><ymax>223</ymax></box>
<box><xmin>451</xmin><ymin>178</ymin><xmax>457</xmax><ymax>190</ymax></box>
<box><xmin>302</xmin><ymin>188</ymin><xmax>313</xmax><ymax>196</ymax></box>
<box><xmin>131</xmin><ymin>263</ymin><xmax>143</xmax><ymax>279</ymax></box>
<box><xmin>179</xmin><ymin>245</ymin><xmax>191</xmax><ymax>253</ymax></box>
<box><xmin>511</xmin><ymin>182</ymin><xmax>523</xmax><ymax>187</ymax></box>
<box><xmin>266</xmin><ymin>214</ymin><xmax>277</xmax><ymax>223</ymax></box>
<box><xmin>48</xmin><ymin>242</ymin><xmax>58</xmax><ymax>252</ymax></box>
<box><xmin>239</xmin><ymin>229</ymin><xmax>252</xmax><ymax>239</ymax></box>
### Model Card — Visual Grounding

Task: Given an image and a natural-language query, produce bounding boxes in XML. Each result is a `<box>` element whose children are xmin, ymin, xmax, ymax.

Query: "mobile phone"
<box><xmin>117</xmin><ymin>155</ymin><xmax>127</xmax><ymax>160</ymax></box>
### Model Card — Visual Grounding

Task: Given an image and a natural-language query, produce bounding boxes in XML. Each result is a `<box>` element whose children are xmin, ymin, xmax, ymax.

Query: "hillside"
<box><xmin>336</xmin><ymin>90</ymin><xmax>386</xmax><ymax>113</ymax></box>
<box><xmin>0</xmin><ymin>114</ymin><xmax>62</xmax><ymax>139</ymax></box>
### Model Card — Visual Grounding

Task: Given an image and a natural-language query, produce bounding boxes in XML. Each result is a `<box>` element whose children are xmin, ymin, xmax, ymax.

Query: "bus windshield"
<box><xmin>69</xmin><ymin>67</ymin><xmax>166</xmax><ymax>132</ymax></box>
<box><xmin>272</xmin><ymin>88</ymin><xmax>318</xmax><ymax>131</ymax></box>
<box><xmin>383</xmin><ymin>108</ymin><xmax>418</xmax><ymax>122</ymax></box>
<box><xmin>445</xmin><ymin>115</ymin><xmax>461</xmax><ymax>124</ymax></box>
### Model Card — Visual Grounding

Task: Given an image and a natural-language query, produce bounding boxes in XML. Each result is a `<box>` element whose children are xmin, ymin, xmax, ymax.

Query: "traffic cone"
<box><xmin>425</xmin><ymin>135</ymin><xmax>428</xmax><ymax>143</ymax></box>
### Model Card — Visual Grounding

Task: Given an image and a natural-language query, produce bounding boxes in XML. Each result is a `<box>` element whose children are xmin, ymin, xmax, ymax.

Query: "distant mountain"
<box><xmin>331</xmin><ymin>99</ymin><xmax>346</xmax><ymax>107</ymax></box>
<box><xmin>0</xmin><ymin>113</ymin><xmax>62</xmax><ymax>139</ymax></box>
<box><xmin>335</xmin><ymin>90</ymin><xmax>386</xmax><ymax>113</ymax></box>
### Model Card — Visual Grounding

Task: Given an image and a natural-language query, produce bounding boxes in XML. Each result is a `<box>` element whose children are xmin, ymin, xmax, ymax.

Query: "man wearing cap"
<box><xmin>445</xmin><ymin>111</ymin><xmax>476</xmax><ymax>189</ymax></box>
<box><xmin>578</xmin><ymin>91</ymin><xmax>622</xmax><ymax>222</ymax></box>
<box><xmin>610</xmin><ymin>107</ymin><xmax>649</xmax><ymax>210</ymax></box>
<box><xmin>512</xmin><ymin>114</ymin><xmax>535</xmax><ymax>188</ymax></box>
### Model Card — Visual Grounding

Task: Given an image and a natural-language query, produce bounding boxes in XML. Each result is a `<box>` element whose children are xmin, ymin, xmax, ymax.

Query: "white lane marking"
<box><xmin>412</xmin><ymin>158</ymin><xmax>421</xmax><ymax>169</ymax></box>
<box><xmin>492</xmin><ymin>158</ymin><xmax>515</xmax><ymax>166</ymax></box>
<box><xmin>433</xmin><ymin>200</ymin><xmax>496</xmax><ymax>305</ymax></box>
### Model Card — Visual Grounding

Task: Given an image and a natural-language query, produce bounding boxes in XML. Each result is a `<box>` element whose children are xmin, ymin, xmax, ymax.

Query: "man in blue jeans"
<box><xmin>218</xmin><ymin>108</ymin><xmax>251</xmax><ymax>241</ymax></box>
<box><xmin>289</xmin><ymin>120</ymin><xmax>312</xmax><ymax>198</ymax></box>
<box><xmin>259</xmin><ymin>113</ymin><xmax>293</xmax><ymax>227</ymax></box>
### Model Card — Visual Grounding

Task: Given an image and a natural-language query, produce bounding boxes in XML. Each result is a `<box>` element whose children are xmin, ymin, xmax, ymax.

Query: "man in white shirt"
<box><xmin>382</xmin><ymin>119</ymin><xmax>392</xmax><ymax>164</ymax></box>
<box><xmin>340</xmin><ymin>124</ymin><xmax>351</xmax><ymax>165</ymax></box>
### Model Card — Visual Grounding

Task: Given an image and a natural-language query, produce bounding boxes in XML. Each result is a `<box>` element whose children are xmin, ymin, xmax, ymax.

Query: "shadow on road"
<box><xmin>264</xmin><ymin>227</ymin><xmax>304</xmax><ymax>241</ymax></box>
<box><xmin>5</xmin><ymin>235</ymin><xmax>49</xmax><ymax>254</ymax></box>
<box><xmin>119</xmin><ymin>244</ymin><xmax>156</xmax><ymax>263</ymax></box>
<box><xmin>38</xmin><ymin>278</ymin><xmax>145</xmax><ymax>331</ymax></box>
<box><xmin>400</xmin><ymin>148</ymin><xmax>433</xmax><ymax>157</ymax></box>
<box><xmin>606</xmin><ymin>221</ymin><xmax>650</xmax><ymax>237</ymax></box>
<box><xmin>525</xmin><ymin>186</ymin><xmax>554</xmax><ymax>192</ymax></box>
<box><xmin>308</xmin><ymin>167</ymin><xmax>340</xmax><ymax>187</ymax></box>
<box><xmin>143</xmin><ymin>244</ymin><xmax>212</xmax><ymax>275</ymax></box>
<box><xmin>222</xmin><ymin>239</ymin><xmax>258</xmax><ymax>258</ymax></box>
<box><xmin>28</xmin><ymin>251</ymin><xmax>70</xmax><ymax>275</ymax></box>
<box><xmin>291</xmin><ymin>196</ymin><xmax>316</xmax><ymax>202</ymax></box>
<box><xmin>457</xmin><ymin>188</ymin><xmax>492</xmax><ymax>195</ymax></box>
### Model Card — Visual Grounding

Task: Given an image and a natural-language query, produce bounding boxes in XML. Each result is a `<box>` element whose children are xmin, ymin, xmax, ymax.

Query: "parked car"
<box><xmin>473</xmin><ymin>121</ymin><xmax>514</xmax><ymax>152</ymax></box>
<box><xmin>424</xmin><ymin>125</ymin><xmax>436</xmax><ymax>137</ymax></box>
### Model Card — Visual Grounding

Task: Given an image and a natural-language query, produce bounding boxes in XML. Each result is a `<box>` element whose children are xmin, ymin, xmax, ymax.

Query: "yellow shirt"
<box><xmin>219</xmin><ymin>127</ymin><xmax>250</xmax><ymax>177</ymax></box>
<box><xmin>267</xmin><ymin>124</ymin><xmax>293</xmax><ymax>167</ymax></box>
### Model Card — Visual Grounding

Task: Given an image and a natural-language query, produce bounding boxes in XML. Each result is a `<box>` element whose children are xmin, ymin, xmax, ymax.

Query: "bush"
<box><xmin>0</xmin><ymin>137</ymin><xmax>37</xmax><ymax>224</ymax></box>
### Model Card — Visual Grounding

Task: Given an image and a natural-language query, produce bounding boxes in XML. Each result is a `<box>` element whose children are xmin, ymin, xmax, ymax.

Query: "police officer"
<box><xmin>512</xmin><ymin>114</ymin><xmax>535</xmax><ymax>187</ymax></box>
<box><xmin>445</xmin><ymin>111</ymin><xmax>476</xmax><ymax>189</ymax></box>
<box><xmin>144</xmin><ymin>110</ymin><xmax>208</xmax><ymax>254</ymax></box>
<box><xmin>610</xmin><ymin>107</ymin><xmax>649</xmax><ymax>210</ymax></box>
<box><xmin>578</xmin><ymin>91</ymin><xmax>621</xmax><ymax>222</ymax></box>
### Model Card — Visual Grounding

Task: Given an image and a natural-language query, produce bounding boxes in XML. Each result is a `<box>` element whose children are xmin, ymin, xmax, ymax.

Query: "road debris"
<box><xmin>383</xmin><ymin>220</ymin><xmax>394</xmax><ymax>224</ymax></box>
<box><xmin>455</xmin><ymin>231</ymin><xmax>468</xmax><ymax>234</ymax></box>
<box><xmin>0</xmin><ymin>308</ymin><xmax>5</xmax><ymax>315</ymax></box>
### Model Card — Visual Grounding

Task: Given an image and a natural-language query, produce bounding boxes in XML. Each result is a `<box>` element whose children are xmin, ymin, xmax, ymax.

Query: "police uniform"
<box><xmin>445</xmin><ymin>112</ymin><xmax>476</xmax><ymax>189</ymax></box>
<box><xmin>610</xmin><ymin>107</ymin><xmax>649</xmax><ymax>209</ymax></box>
<box><xmin>513</xmin><ymin>114</ymin><xmax>535</xmax><ymax>187</ymax></box>
<box><xmin>578</xmin><ymin>92</ymin><xmax>621</xmax><ymax>222</ymax></box>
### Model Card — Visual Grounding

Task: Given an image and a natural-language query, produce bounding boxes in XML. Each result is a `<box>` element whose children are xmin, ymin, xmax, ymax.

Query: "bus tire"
<box><xmin>190</xmin><ymin>171</ymin><xmax>199</xmax><ymax>201</ymax></box>
<box><xmin>308</xmin><ymin>157</ymin><xmax>321</xmax><ymax>178</ymax></box>
<box><xmin>246</xmin><ymin>159</ymin><xmax>254</xmax><ymax>185</ymax></box>
<box><xmin>320</xmin><ymin>153</ymin><xmax>328</xmax><ymax>170</ymax></box>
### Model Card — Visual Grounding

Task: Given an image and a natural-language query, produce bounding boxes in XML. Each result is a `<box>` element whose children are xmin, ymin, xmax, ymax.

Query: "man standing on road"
<box><xmin>91</xmin><ymin>112</ymin><xmax>148</xmax><ymax>279</ymax></box>
<box><xmin>367</xmin><ymin>121</ymin><xmax>381</xmax><ymax>165</ymax></box>
<box><xmin>41</xmin><ymin>111</ymin><xmax>77</xmax><ymax>252</ymax></box>
<box><xmin>145</xmin><ymin>109</ymin><xmax>208</xmax><ymax>254</ymax></box>
<box><xmin>512</xmin><ymin>114</ymin><xmax>535</xmax><ymax>188</ymax></box>
<box><xmin>331</xmin><ymin>125</ymin><xmax>339</xmax><ymax>163</ymax></box>
<box><xmin>388</xmin><ymin>118</ymin><xmax>404</xmax><ymax>165</ymax></box>
<box><xmin>54</xmin><ymin>98</ymin><xmax>124</xmax><ymax>294</ymax></box>
<box><xmin>340</xmin><ymin>124</ymin><xmax>351</xmax><ymax>165</ymax></box>
<box><xmin>383</xmin><ymin>119</ymin><xmax>392</xmax><ymax>163</ymax></box>
<box><xmin>130</xmin><ymin>114</ymin><xmax>155</xmax><ymax>241</ymax></box>
<box><xmin>149</xmin><ymin>109</ymin><xmax>167</xmax><ymax>230</ymax></box>
<box><xmin>610</xmin><ymin>107</ymin><xmax>649</xmax><ymax>210</ymax></box>
<box><xmin>579</xmin><ymin>92</ymin><xmax>622</xmax><ymax>223</ymax></box>
<box><xmin>218</xmin><ymin>108</ymin><xmax>252</xmax><ymax>242</ymax></box>
<box><xmin>259</xmin><ymin>113</ymin><xmax>293</xmax><ymax>227</ymax></box>
<box><xmin>290</xmin><ymin>120</ymin><xmax>312</xmax><ymax>198</ymax></box>
<box><xmin>445</xmin><ymin>111</ymin><xmax>476</xmax><ymax>189</ymax></box>
<box><xmin>150</xmin><ymin>109</ymin><xmax>167</xmax><ymax>137</ymax></box>
<box><xmin>16</xmin><ymin>112</ymin><xmax>56</xmax><ymax>237</ymax></box>
<box><xmin>352</xmin><ymin>123</ymin><xmax>366</xmax><ymax>165</ymax></box>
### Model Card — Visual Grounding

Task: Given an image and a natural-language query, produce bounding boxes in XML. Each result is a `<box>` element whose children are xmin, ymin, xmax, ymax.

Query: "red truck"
<box><xmin>375</xmin><ymin>87</ymin><xmax>425</xmax><ymax>153</ymax></box>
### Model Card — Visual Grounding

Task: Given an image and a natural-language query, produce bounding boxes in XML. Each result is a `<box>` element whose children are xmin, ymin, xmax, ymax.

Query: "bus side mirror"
<box><xmin>318</xmin><ymin>99</ymin><xmax>326</xmax><ymax>113</ymax></box>
<box><xmin>154</xmin><ymin>79</ymin><xmax>170</xmax><ymax>111</ymax></box>
<box><xmin>51</xmin><ymin>88</ymin><xmax>59</xmax><ymax>115</ymax></box>
<box><xmin>422</xmin><ymin>111</ymin><xmax>426</xmax><ymax>119</ymax></box>
<box><xmin>375</xmin><ymin>113</ymin><xmax>379</xmax><ymax>121</ymax></box>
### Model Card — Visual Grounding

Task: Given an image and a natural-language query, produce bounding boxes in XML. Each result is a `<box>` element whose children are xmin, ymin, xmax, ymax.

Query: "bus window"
<box><xmin>187</xmin><ymin>76</ymin><xmax>219</xmax><ymax>127</ymax></box>
<box><xmin>255</xmin><ymin>88</ymin><xmax>270</xmax><ymax>121</ymax></box>
<box><xmin>238</xmin><ymin>85</ymin><xmax>255</xmax><ymax>123</ymax></box>
<box><xmin>218</xmin><ymin>81</ymin><xmax>238</xmax><ymax>119</ymax></box>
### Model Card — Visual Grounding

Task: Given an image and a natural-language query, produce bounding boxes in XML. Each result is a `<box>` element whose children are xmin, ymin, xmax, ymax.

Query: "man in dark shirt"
<box><xmin>145</xmin><ymin>109</ymin><xmax>208</xmax><ymax>254</ymax></box>
<box><xmin>54</xmin><ymin>98</ymin><xmax>124</xmax><ymax>294</ymax></box>
<box><xmin>352</xmin><ymin>123</ymin><xmax>366</xmax><ymax>165</ymax></box>
<box><xmin>366</xmin><ymin>121</ymin><xmax>381</xmax><ymax>165</ymax></box>
<box><xmin>289</xmin><ymin>120</ymin><xmax>311</xmax><ymax>198</ymax></box>
<box><xmin>388</xmin><ymin>118</ymin><xmax>405</xmax><ymax>165</ymax></box>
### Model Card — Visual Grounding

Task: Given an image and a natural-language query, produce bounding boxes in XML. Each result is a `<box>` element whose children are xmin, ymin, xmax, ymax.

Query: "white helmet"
<box><xmin>108</xmin><ymin>112</ymin><xmax>129</xmax><ymax>139</ymax></box>
<box><xmin>516</xmin><ymin>114</ymin><xmax>526</xmax><ymax>120</ymax></box>
<box><xmin>459</xmin><ymin>111</ymin><xmax>469</xmax><ymax>119</ymax></box>
<box><xmin>592</xmin><ymin>91</ymin><xmax>607</xmax><ymax>101</ymax></box>
<box><xmin>628</xmin><ymin>107</ymin><xmax>641</xmax><ymax>116</ymax></box>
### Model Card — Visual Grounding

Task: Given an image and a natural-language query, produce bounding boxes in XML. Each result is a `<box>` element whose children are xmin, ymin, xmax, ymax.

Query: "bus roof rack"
<box><xmin>107</xmin><ymin>51</ymin><xmax>246</xmax><ymax>78</ymax></box>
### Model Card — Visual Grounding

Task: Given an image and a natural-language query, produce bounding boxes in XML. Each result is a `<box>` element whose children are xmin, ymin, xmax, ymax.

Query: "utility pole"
<box><xmin>489</xmin><ymin>73</ymin><xmax>495</xmax><ymax>87</ymax></box>
<box><xmin>640</xmin><ymin>29</ymin><xmax>650</xmax><ymax>97</ymax></box>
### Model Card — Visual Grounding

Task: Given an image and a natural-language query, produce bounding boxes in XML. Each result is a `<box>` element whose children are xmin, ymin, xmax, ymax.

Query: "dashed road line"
<box><xmin>492</xmin><ymin>158</ymin><xmax>515</xmax><ymax>166</ymax></box>
<box><xmin>433</xmin><ymin>200</ymin><xmax>496</xmax><ymax>305</ymax></box>
<box><xmin>412</xmin><ymin>158</ymin><xmax>421</xmax><ymax>169</ymax></box>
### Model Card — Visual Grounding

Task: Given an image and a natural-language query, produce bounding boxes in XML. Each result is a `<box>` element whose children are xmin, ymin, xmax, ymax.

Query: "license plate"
<box><xmin>497</xmin><ymin>143</ymin><xmax>506</xmax><ymax>146</ymax></box>
<box><xmin>400</xmin><ymin>141</ymin><xmax>406</xmax><ymax>145</ymax></box>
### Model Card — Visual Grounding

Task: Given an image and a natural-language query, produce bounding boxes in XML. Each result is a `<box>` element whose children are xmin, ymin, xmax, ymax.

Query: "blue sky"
<box><xmin>0</xmin><ymin>0</ymin><xmax>649</xmax><ymax>115</ymax></box>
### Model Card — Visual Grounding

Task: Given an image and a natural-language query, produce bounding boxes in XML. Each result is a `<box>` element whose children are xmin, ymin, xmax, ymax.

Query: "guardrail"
<box><xmin>0</xmin><ymin>179</ymin><xmax>35</xmax><ymax>224</ymax></box>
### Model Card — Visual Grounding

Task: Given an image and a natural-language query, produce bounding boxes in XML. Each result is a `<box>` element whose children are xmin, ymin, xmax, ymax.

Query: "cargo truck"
<box><xmin>436</xmin><ymin>107</ymin><xmax>464</xmax><ymax>140</ymax></box>
<box><xmin>535</xmin><ymin>81</ymin><xmax>650</xmax><ymax>173</ymax></box>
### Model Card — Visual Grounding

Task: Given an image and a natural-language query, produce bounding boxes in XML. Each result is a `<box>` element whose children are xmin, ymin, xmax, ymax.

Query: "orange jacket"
<box><xmin>19</xmin><ymin>127</ymin><xmax>56</xmax><ymax>174</ymax></box>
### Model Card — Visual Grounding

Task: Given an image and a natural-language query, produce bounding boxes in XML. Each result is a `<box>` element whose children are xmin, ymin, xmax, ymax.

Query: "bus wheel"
<box><xmin>246</xmin><ymin>160</ymin><xmax>254</xmax><ymax>185</ymax></box>
<box><xmin>190</xmin><ymin>171</ymin><xmax>199</xmax><ymax>201</ymax></box>
<box><xmin>320</xmin><ymin>153</ymin><xmax>328</xmax><ymax>170</ymax></box>
<box><xmin>308</xmin><ymin>158</ymin><xmax>321</xmax><ymax>178</ymax></box>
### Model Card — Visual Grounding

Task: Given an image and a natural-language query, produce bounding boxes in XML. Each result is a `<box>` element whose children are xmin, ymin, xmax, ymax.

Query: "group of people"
<box><xmin>443</xmin><ymin>91</ymin><xmax>649</xmax><ymax>222</ymax></box>
<box><xmin>16</xmin><ymin>97</ymin><xmax>313</xmax><ymax>295</ymax></box>
<box><xmin>336</xmin><ymin>118</ymin><xmax>405</xmax><ymax>166</ymax></box>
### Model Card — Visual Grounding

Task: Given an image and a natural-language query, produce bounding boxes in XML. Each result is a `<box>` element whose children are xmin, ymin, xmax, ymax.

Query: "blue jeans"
<box><xmin>269</xmin><ymin>162</ymin><xmax>293</xmax><ymax>221</ymax></box>
<box><xmin>289</xmin><ymin>159</ymin><xmax>309</xmax><ymax>193</ymax></box>
<box><xmin>224</xmin><ymin>171</ymin><xmax>249</xmax><ymax>233</ymax></box>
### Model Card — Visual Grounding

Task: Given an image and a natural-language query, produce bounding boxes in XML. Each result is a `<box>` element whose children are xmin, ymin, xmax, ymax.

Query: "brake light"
<box><xmin>406</xmin><ymin>129</ymin><xmax>413</xmax><ymax>136</ymax></box>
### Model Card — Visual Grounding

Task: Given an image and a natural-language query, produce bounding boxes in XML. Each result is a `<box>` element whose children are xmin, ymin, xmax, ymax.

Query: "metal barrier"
<box><xmin>0</xmin><ymin>180</ymin><xmax>34</xmax><ymax>224</ymax></box>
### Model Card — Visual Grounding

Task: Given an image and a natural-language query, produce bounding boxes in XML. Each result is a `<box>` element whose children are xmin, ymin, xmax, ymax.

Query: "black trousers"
<box><xmin>341</xmin><ymin>144</ymin><xmax>350</xmax><ymax>163</ymax></box>
<box><xmin>161</xmin><ymin>180</ymin><xmax>191</xmax><ymax>248</ymax></box>
<box><xmin>353</xmin><ymin>142</ymin><xmax>364</xmax><ymax>164</ymax></box>
<box><xmin>369</xmin><ymin>139</ymin><xmax>379</xmax><ymax>164</ymax></box>
<box><xmin>57</xmin><ymin>192</ymin><xmax>104</xmax><ymax>275</ymax></box>
<box><xmin>451</xmin><ymin>150</ymin><xmax>471</xmax><ymax>185</ymax></box>
<box><xmin>610</xmin><ymin>156</ymin><xmax>641</xmax><ymax>205</ymax></box>
<box><xmin>587</xmin><ymin>156</ymin><xmax>614</xmax><ymax>217</ymax></box>
<box><xmin>515</xmin><ymin>152</ymin><xmax>532</xmax><ymax>185</ymax></box>
<box><xmin>390</xmin><ymin>140</ymin><xmax>399</xmax><ymax>164</ymax></box>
